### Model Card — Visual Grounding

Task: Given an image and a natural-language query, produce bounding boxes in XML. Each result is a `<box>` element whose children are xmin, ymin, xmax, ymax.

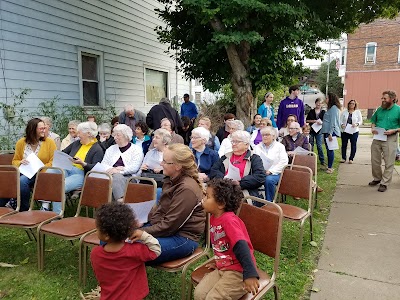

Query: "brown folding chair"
<box><xmin>188</xmin><ymin>197</ymin><xmax>283</xmax><ymax>300</ymax></box>
<box><xmin>272</xmin><ymin>165</ymin><xmax>314</xmax><ymax>261</ymax></box>
<box><xmin>0</xmin><ymin>167</ymin><xmax>65</xmax><ymax>261</ymax></box>
<box><xmin>0</xmin><ymin>165</ymin><xmax>20</xmax><ymax>218</ymax></box>
<box><xmin>37</xmin><ymin>171</ymin><xmax>112</xmax><ymax>271</ymax></box>
<box><xmin>78</xmin><ymin>176</ymin><xmax>157</xmax><ymax>285</ymax></box>
<box><xmin>0</xmin><ymin>151</ymin><xmax>14</xmax><ymax>166</ymax></box>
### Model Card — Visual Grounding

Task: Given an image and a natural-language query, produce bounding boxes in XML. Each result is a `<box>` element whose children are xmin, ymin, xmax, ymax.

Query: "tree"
<box><xmin>317</xmin><ymin>61</ymin><xmax>344</xmax><ymax>98</ymax></box>
<box><xmin>155</xmin><ymin>0</ymin><xmax>400</xmax><ymax>123</ymax></box>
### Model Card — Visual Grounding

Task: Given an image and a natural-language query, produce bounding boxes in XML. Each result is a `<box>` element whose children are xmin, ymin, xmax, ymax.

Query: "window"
<box><xmin>78</xmin><ymin>48</ymin><xmax>104</xmax><ymax>107</ymax></box>
<box><xmin>341</xmin><ymin>46</ymin><xmax>346</xmax><ymax>65</ymax></box>
<box><xmin>195</xmin><ymin>92</ymin><xmax>201</xmax><ymax>102</ymax></box>
<box><xmin>145</xmin><ymin>68</ymin><xmax>168</xmax><ymax>104</ymax></box>
<box><xmin>365</xmin><ymin>42</ymin><xmax>377</xmax><ymax>64</ymax></box>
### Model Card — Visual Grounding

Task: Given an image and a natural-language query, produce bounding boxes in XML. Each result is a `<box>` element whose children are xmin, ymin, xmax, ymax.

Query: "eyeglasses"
<box><xmin>262</xmin><ymin>133</ymin><xmax>271</xmax><ymax>137</ymax></box>
<box><xmin>349</xmin><ymin>102</ymin><xmax>355</xmax><ymax>105</ymax></box>
<box><xmin>161</xmin><ymin>159</ymin><xmax>174</xmax><ymax>165</ymax></box>
<box><xmin>288</xmin><ymin>127</ymin><xmax>299</xmax><ymax>130</ymax></box>
<box><xmin>231</xmin><ymin>140</ymin><xmax>244</xmax><ymax>145</ymax></box>
<box><xmin>37</xmin><ymin>127</ymin><xmax>46</xmax><ymax>131</ymax></box>
<box><xmin>191</xmin><ymin>136</ymin><xmax>201</xmax><ymax>140</ymax></box>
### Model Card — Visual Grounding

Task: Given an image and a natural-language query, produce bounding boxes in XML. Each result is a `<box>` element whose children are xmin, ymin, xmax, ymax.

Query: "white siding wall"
<box><xmin>0</xmin><ymin>0</ymin><xmax>191</xmax><ymax>113</ymax></box>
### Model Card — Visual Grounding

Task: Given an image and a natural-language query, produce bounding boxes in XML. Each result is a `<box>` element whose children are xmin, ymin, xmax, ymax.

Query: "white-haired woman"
<box><xmin>98</xmin><ymin>123</ymin><xmax>112</xmax><ymax>142</ymax></box>
<box><xmin>41</xmin><ymin>116</ymin><xmax>61</xmax><ymax>150</ymax></box>
<box><xmin>101</xmin><ymin>124</ymin><xmax>144</xmax><ymax>201</ymax></box>
<box><xmin>47</xmin><ymin>121</ymin><xmax>104</xmax><ymax>213</ymax></box>
<box><xmin>191</xmin><ymin>127</ymin><xmax>219</xmax><ymax>182</ymax></box>
<box><xmin>61</xmin><ymin>120</ymin><xmax>80</xmax><ymax>150</ymax></box>
<box><xmin>210</xmin><ymin>130</ymin><xmax>265</xmax><ymax>198</ymax></box>
<box><xmin>253</xmin><ymin>126</ymin><xmax>288</xmax><ymax>202</ymax></box>
<box><xmin>218</xmin><ymin>120</ymin><xmax>245</xmax><ymax>157</ymax></box>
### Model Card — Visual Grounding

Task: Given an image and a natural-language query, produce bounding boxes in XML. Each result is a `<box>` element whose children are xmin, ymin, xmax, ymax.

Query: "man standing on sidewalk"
<box><xmin>369</xmin><ymin>90</ymin><xmax>400</xmax><ymax>192</ymax></box>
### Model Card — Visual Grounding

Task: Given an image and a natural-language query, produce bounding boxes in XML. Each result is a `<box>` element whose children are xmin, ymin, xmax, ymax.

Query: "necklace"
<box><xmin>232</xmin><ymin>152</ymin><xmax>246</xmax><ymax>165</ymax></box>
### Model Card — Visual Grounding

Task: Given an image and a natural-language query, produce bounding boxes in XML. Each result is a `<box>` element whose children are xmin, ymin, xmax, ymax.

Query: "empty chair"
<box><xmin>292</xmin><ymin>152</ymin><xmax>319</xmax><ymax>206</ymax></box>
<box><xmin>0</xmin><ymin>165</ymin><xmax>20</xmax><ymax>218</ymax></box>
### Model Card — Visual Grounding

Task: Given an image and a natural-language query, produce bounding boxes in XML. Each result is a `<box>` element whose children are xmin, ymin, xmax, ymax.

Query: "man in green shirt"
<box><xmin>369</xmin><ymin>90</ymin><xmax>400</xmax><ymax>192</ymax></box>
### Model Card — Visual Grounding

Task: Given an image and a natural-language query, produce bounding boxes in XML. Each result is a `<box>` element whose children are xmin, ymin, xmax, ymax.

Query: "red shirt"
<box><xmin>211</xmin><ymin>212</ymin><xmax>256</xmax><ymax>272</ymax></box>
<box><xmin>91</xmin><ymin>242</ymin><xmax>158</xmax><ymax>300</ymax></box>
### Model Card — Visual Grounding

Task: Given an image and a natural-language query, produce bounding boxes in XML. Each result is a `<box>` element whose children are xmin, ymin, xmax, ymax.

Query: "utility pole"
<box><xmin>325</xmin><ymin>41</ymin><xmax>331</xmax><ymax>96</ymax></box>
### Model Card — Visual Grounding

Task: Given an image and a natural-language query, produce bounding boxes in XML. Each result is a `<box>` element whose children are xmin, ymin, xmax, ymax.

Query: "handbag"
<box><xmin>141</xmin><ymin>170</ymin><xmax>165</xmax><ymax>188</ymax></box>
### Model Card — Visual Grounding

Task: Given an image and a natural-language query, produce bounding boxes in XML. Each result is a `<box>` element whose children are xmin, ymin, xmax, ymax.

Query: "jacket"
<box><xmin>63</xmin><ymin>140</ymin><xmax>104</xmax><ymax>173</ymax></box>
<box><xmin>101</xmin><ymin>143</ymin><xmax>143</xmax><ymax>175</ymax></box>
<box><xmin>340</xmin><ymin>109</ymin><xmax>363</xmax><ymax>133</ymax></box>
<box><xmin>321</xmin><ymin>105</ymin><xmax>341</xmax><ymax>137</ymax></box>
<box><xmin>193</xmin><ymin>146</ymin><xmax>219</xmax><ymax>176</ymax></box>
<box><xmin>12</xmin><ymin>137</ymin><xmax>56</xmax><ymax>167</ymax></box>
<box><xmin>306</xmin><ymin>109</ymin><xmax>326</xmax><ymax>134</ymax></box>
<box><xmin>118</xmin><ymin>110</ymin><xmax>146</xmax><ymax>127</ymax></box>
<box><xmin>146</xmin><ymin>102</ymin><xmax>183</xmax><ymax>133</ymax></box>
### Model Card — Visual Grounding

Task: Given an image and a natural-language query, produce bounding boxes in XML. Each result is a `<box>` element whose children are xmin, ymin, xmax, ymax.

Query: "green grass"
<box><xmin>0</xmin><ymin>154</ymin><xmax>340</xmax><ymax>300</ymax></box>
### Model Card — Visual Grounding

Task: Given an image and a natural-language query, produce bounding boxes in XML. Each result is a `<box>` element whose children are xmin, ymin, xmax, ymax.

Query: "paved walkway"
<box><xmin>310</xmin><ymin>128</ymin><xmax>400</xmax><ymax>300</ymax></box>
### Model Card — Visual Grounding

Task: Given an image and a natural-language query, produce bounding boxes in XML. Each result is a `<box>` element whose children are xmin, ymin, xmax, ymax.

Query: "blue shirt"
<box><xmin>181</xmin><ymin>101</ymin><xmax>198</xmax><ymax>119</ymax></box>
<box><xmin>193</xmin><ymin>146</ymin><xmax>219</xmax><ymax>176</ymax></box>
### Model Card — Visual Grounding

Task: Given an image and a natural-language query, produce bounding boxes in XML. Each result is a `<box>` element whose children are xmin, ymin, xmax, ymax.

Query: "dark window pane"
<box><xmin>82</xmin><ymin>55</ymin><xmax>98</xmax><ymax>80</ymax></box>
<box><xmin>83</xmin><ymin>81</ymin><xmax>99</xmax><ymax>106</ymax></box>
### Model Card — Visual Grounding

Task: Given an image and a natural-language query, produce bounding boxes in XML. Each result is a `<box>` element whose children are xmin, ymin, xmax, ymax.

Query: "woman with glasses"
<box><xmin>218</xmin><ymin>120</ymin><xmax>245</xmax><ymax>157</ymax></box>
<box><xmin>281</xmin><ymin>121</ymin><xmax>309</xmax><ymax>162</ymax></box>
<box><xmin>278</xmin><ymin>114</ymin><xmax>298</xmax><ymax>140</ymax></box>
<box><xmin>250</xmin><ymin>117</ymin><xmax>272</xmax><ymax>148</ymax></box>
<box><xmin>340</xmin><ymin>99</ymin><xmax>362</xmax><ymax>164</ymax></box>
<box><xmin>306</xmin><ymin>98</ymin><xmax>326</xmax><ymax>167</ymax></box>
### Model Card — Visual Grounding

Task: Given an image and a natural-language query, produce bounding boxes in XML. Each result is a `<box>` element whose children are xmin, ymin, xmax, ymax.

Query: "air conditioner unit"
<box><xmin>366</xmin><ymin>56</ymin><xmax>375</xmax><ymax>63</ymax></box>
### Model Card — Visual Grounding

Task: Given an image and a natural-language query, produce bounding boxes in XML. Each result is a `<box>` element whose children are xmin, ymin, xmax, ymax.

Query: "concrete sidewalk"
<box><xmin>310</xmin><ymin>129</ymin><xmax>400</xmax><ymax>299</ymax></box>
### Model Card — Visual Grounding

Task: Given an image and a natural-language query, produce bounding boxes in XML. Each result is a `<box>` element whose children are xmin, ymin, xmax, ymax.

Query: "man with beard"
<box><xmin>369</xmin><ymin>90</ymin><xmax>400</xmax><ymax>192</ymax></box>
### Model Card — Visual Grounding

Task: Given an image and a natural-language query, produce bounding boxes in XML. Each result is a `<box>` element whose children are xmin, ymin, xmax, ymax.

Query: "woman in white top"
<box><xmin>101</xmin><ymin>124</ymin><xmax>143</xmax><ymax>201</ymax></box>
<box><xmin>250</xmin><ymin>117</ymin><xmax>272</xmax><ymax>148</ymax></box>
<box><xmin>340</xmin><ymin>99</ymin><xmax>362</xmax><ymax>164</ymax></box>
<box><xmin>218</xmin><ymin>120</ymin><xmax>245</xmax><ymax>157</ymax></box>
<box><xmin>253</xmin><ymin>126</ymin><xmax>288</xmax><ymax>201</ymax></box>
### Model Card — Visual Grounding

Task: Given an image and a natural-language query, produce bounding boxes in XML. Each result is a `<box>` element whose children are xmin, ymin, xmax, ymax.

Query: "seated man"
<box><xmin>281</xmin><ymin>121</ymin><xmax>309</xmax><ymax>162</ymax></box>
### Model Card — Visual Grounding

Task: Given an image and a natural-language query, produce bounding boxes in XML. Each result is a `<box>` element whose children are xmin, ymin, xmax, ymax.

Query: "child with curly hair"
<box><xmin>194</xmin><ymin>178</ymin><xmax>259</xmax><ymax>300</ymax></box>
<box><xmin>90</xmin><ymin>202</ymin><xmax>161</xmax><ymax>300</ymax></box>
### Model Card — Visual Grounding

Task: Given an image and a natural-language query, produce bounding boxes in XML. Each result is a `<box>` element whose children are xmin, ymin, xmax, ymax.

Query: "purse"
<box><xmin>141</xmin><ymin>170</ymin><xmax>165</xmax><ymax>188</ymax></box>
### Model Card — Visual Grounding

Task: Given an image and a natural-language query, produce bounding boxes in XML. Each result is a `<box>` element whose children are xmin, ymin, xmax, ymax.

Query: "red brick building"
<box><xmin>344</xmin><ymin>17</ymin><xmax>400</xmax><ymax>111</ymax></box>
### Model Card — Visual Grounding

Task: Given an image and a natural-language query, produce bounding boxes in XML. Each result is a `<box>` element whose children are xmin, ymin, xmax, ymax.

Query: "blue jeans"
<box><xmin>156</xmin><ymin>188</ymin><xmax>162</xmax><ymax>204</ymax></box>
<box><xmin>310</xmin><ymin>132</ymin><xmax>325</xmax><ymax>165</ymax></box>
<box><xmin>324</xmin><ymin>133</ymin><xmax>338</xmax><ymax>168</ymax></box>
<box><xmin>341</xmin><ymin>132</ymin><xmax>359</xmax><ymax>161</ymax></box>
<box><xmin>265</xmin><ymin>174</ymin><xmax>280</xmax><ymax>202</ymax></box>
<box><xmin>0</xmin><ymin>174</ymin><xmax>36</xmax><ymax>211</ymax></box>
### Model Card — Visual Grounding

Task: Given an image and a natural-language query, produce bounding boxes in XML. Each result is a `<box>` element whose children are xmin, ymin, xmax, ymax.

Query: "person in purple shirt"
<box><xmin>277</xmin><ymin>85</ymin><xmax>305</xmax><ymax>129</ymax></box>
<box><xmin>180</xmin><ymin>93</ymin><xmax>198</xmax><ymax>122</ymax></box>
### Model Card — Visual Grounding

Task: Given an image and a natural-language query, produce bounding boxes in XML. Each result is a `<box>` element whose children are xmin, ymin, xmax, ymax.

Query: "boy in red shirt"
<box><xmin>194</xmin><ymin>178</ymin><xmax>259</xmax><ymax>300</ymax></box>
<box><xmin>90</xmin><ymin>202</ymin><xmax>161</xmax><ymax>300</ymax></box>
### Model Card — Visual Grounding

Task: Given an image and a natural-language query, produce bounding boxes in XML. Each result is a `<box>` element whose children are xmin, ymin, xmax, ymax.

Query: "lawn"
<box><xmin>0</xmin><ymin>152</ymin><xmax>340</xmax><ymax>300</ymax></box>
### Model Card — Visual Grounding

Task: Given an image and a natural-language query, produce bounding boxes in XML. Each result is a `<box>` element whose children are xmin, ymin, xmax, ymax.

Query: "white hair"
<box><xmin>232</xmin><ymin>120</ymin><xmax>244</xmax><ymax>131</ymax></box>
<box><xmin>260</xmin><ymin>126</ymin><xmax>277</xmax><ymax>138</ymax></box>
<box><xmin>291</xmin><ymin>122</ymin><xmax>301</xmax><ymax>129</ymax></box>
<box><xmin>231</xmin><ymin>130</ymin><xmax>251</xmax><ymax>144</ymax></box>
<box><xmin>113</xmin><ymin>124</ymin><xmax>133</xmax><ymax>141</ymax></box>
<box><xmin>98</xmin><ymin>123</ymin><xmax>112</xmax><ymax>133</ymax></box>
<box><xmin>154</xmin><ymin>128</ymin><xmax>172</xmax><ymax>145</ymax></box>
<box><xmin>124</xmin><ymin>104</ymin><xmax>134</xmax><ymax>112</ymax></box>
<box><xmin>40</xmin><ymin>116</ymin><xmax>52</xmax><ymax>127</ymax></box>
<box><xmin>191</xmin><ymin>127</ymin><xmax>210</xmax><ymax>143</ymax></box>
<box><xmin>68</xmin><ymin>120</ymin><xmax>80</xmax><ymax>128</ymax></box>
<box><xmin>77</xmin><ymin>121</ymin><xmax>98</xmax><ymax>138</ymax></box>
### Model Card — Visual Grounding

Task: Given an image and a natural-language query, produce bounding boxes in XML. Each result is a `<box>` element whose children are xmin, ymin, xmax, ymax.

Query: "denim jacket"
<box><xmin>193</xmin><ymin>146</ymin><xmax>219</xmax><ymax>176</ymax></box>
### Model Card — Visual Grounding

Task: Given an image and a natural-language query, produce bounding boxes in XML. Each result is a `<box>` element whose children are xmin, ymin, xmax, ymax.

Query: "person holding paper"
<box><xmin>369</xmin><ymin>90</ymin><xmax>400</xmax><ymax>192</ymax></box>
<box><xmin>340</xmin><ymin>99</ymin><xmax>363</xmax><ymax>164</ymax></box>
<box><xmin>210</xmin><ymin>130</ymin><xmax>265</xmax><ymax>199</ymax></box>
<box><xmin>60</xmin><ymin>120</ymin><xmax>80</xmax><ymax>151</ymax></box>
<box><xmin>253</xmin><ymin>126</ymin><xmax>288</xmax><ymax>202</ymax></box>
<box><xmin>321</xmin><ymin>93</ymin><xmax>341</xmax><ymax>174</ymax></box>
<box><xmin>306</xmin><ymin>98</ymin><xmax>326</xmax><ymax>167</ymax></box>
<box><xmin>281</xmin><ymin>122</ymin><xmax>309</xmax><ymax>162</ymax></box>
<box><xmin>0</xmin><ymin>118</ymin><xmax>56</xmax><ymax>211</ymax></box>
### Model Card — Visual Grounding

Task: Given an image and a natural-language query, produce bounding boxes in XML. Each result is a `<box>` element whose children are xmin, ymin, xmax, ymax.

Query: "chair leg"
<box><xmin>309</xmin><ymin>216</ymin><xmax>314</xmax><ymax>241</ymax></box>
<box><xmin>25</xmin><ymin>229</ymin><xmax>33</xmax><ymax>241</ymax></box>
<box><xmin>298</xmin><ymin>221</ymin><xmax>305</xmax><ymax>261</ymax></box>
<box><xmin>37</xmin><ymin>231</ymin><xmax>41</xmax><ymax>271</ymax></box>
<box><xmin>82</xmin><ymin>245</ymin><xmax>88</xmax><ymax>286</ymax></box>
<box><xmin>187</xmin><ymin>279</ymin><xmax>194</xmax><ymax>300</ymax></box>
<box><xmin>78</xmin><ymin>241</ymin><xmax>83</xmax><ymax>286</ymax></box>
<box><xmin>273</xmin><ymin>284</ymin><xmax>280</xmax><ymax>300</ymax></box>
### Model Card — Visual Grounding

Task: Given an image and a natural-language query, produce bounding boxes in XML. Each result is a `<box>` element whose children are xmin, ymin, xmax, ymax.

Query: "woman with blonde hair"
<box><xmin>132</xmin><ymin>143</ymin><xmax>205</xmax><ymax>264</ymax></box>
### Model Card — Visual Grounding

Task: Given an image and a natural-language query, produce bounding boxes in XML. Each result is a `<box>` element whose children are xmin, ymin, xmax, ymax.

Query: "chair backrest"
<box><xmin>0</xmin><ymin>165</ymin><xmax>20</xmax><ymax>210</ymax></box>
<box><xmin>31</xmin><ymin>167</ymin><xmax>65</xmax><ymax>213</ymax></box>
<box><xmin>238</xmin><ymin>196</ymin><xmax>283</xmax><ymax>276</ymax></box>
<box><xmin>0</xmin><ymin>153</ymin><xmax>14</xmax><ymax>166</ymax></box>
<box><xmin>292</xmin><ymin>152</ymin><xmax>317</xmax><ymax>181</ymax></box>
<box><xmin>124</xmin><ymin>176</ymin><xmax>157</xmax><ymax>203</ymax></box>
<box><xmin>77</xmin><ymin>171</ymin><xmax>112</xmax><ymax>214</ymax></box>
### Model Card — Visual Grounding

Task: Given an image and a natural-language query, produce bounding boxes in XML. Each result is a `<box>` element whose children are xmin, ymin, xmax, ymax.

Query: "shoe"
<box><xmin>317</xmin><ymin>186</ymin><xmax>324</xmax><ymax>193</ymax></box>
<box><xmin>70</xmin><ymin>190</ymin><xmax>81</xmax><ymax>200</ymax></box>
<box><xmin>326</xmin><ymin>168</ymin><xmax>334</xmax><ymax>174</ymax></box>
<box><xmin>5</xmin><ymin>199</ymin><xmax>17</xmax><ymax>210</ymax></box>
<box><xmin>320</xmin><ymin>164</ymin><xmax>327</xmax><ymax>171</ymax></box>
<box><xmin>378</xmin><ymin>184</ymin><xmax>387</xmax><ymax>192</ymax></box>
<box><xmin>368</xmin><ymin>180</ymin><xmax>381</xmax><ymax>186</ymax></box>
<box><xmin>349</xmin><ymin>160</ymin><xmax>353</xmax><ymax>164</ymax></box>
<box><xmin>340</xmin><ymin>159</ymin><xmax>346</xmax><ymax>163</ymax></box>
<box><xmin>40</xmin><ymin>206</ymin><xmax>50</xmax><ymax>212</ymax></box>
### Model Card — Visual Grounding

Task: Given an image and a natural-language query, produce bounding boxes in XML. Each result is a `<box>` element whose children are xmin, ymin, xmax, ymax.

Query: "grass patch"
<box><xmin>0</xmin><ymin>153</ymin><xmax>340</xmax><ymax>299</ymax></box>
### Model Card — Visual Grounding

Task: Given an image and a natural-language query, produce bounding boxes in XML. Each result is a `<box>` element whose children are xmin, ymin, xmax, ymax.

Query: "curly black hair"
<box><xmin>95</xmin><ymin>202</ymin><xmax>138</xmax><ymax>242</ymax></box>
<box><xmin>207</xmin><ymin>178</ymin><xmax>243</xmax><ymax>213</ymax></box>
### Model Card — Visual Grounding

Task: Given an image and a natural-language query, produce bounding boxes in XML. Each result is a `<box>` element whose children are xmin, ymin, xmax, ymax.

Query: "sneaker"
<box><xmin>326</xmin><ymin>168</ymin><xmax>334</xmax><ymax>174</ymax></box>
<box><xmin>320</xmin><ymin>164</ymin><xmax>327</xmax><ymax>171</ymax></box>
<box><xmin>317</xmin><ymin>186</ymin><xmax>324</xmax><ymax>193</ymax></box>
<box><xmin>340</xmin><ymin>159</ymin><xmax>346</xmax><ymax>163</ymax></box>
<box><xmin>348</xmin><ymin>160</ymin><xmax>353</xmax><ymax>164</ymax></box>
<box><xmin>40</xmin><ymin>206</ymin><xmax>50</xmax><ymax>212</ymax></box>
<box><xmin>5</xmin><ymin>199</ymin><xmax>17</xmax><ymax>210</ymax></box>
<box><xmin>368</xmin><ymin>180</ymin><xmax>381</xmax><ymax>186</ymax></box>
<box><xmin>378</xmin><ymin>184</ymin><xmax>387</xmax><ymax>192</ymax></box>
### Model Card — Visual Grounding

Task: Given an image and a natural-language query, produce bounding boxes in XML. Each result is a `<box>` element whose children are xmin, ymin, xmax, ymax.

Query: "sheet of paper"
<box><xmin>89</xmin><ymin>163</ymin><xmax>111</xmax><ymax>179</ymax></box>
<box><xmin>145</xmin><ymin>157</ymin><xmax>161</xmax><ymax>170</ymax></box>
<box><xmin>293</xmin><ymin>146</ymin><xmax>310</xmax><ymax>155</ymax></box>
<box><xmin>19</xmin><ymin>153</ymin><xmax>44</xmax><ymax>179</ymax></box>
<box><xmin>258</xmin><ymin>151</ymin><xmax>273</xmax><ymax>171</ymax></box>
<box><xmin>311</xmin><ymin>122</ymin><xmax>322</xmax><ymax>133</ymax></box>
<box><xmin>344</xmin><ymin>124</ymin><xmax>357</xmax><ymax>134</ymax></box>
<box><xmin>224</xmin><ymin>162</ymin><xmax>241</xmax><ymax>181</ymax></box>
<box><xmin>373</xmin><ymin>127</ymin><xmax>387</xmax><ymax>141</ymax></box>
<box><xmin>127</xmin><ymin>200</ymin><xmax>156</xmax><ymax>224</ymax></box>
<box><xmin>52</xmin><ymin>150</ymin><xmax>73</xmax><ymax>170</ymax></box>
<box><xmin>325</xmin><ymin>136</ymin><xmax>339</xmax><ymax>150</ymax></box>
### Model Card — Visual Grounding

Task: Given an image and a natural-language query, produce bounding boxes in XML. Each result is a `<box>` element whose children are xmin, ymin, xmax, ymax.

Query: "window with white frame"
<box><xmin>365</xmin><ymin>42</ymin><xmax>377</xmax><ymax>64</ymax></box>
<box><xmin>145</xmin><ymin>68</ymin><xmax>168</xmax><ymax>104</ymax></box>
<box><xmin>195</xmin><ymin>92</ymin><xmax>201</xmax><ymax>102</ymax></box>
<box><xmin>78</xmin><ymin>49</ymin><xmax>105</xmax><ymax>107</ymax></box>
<box><xmin>341</xmin><ymin>46</ymin><xmax>346</xmax><ymax>65</ymax></box>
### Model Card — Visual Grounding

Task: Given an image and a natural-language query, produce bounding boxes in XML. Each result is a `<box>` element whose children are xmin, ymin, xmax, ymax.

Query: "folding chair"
<box><xmin>0</xmin><ymin>151</ymin><xmax>14</xmax><ymax>166</ymax></box>
<box><xmin>79</xmin><ymin>176</ymin><xmax>157</xmax><ymax>285</ymax></box>
<box><xmin>0</xmin><ymin>167</ymin><xmax>65</xmax><ymax>260</ymax></box>
<box><xmin>188</xmin><ymin>197</ymin><xmax>283</xmax><ymax>300</ymax></box>
<box><xmin>0</xmin><ymin>165</ymin><xmax>20</xmax><ymax>218</ymax></box>
<box><xmin>37</xmin><ymin>171</ymin><xmax>112</xmax><ymax>271</ymax></box>
<box><xmin>271</xmin><ymin>165</ymin><xmax>314</xmax><ymax>261</ymax></box>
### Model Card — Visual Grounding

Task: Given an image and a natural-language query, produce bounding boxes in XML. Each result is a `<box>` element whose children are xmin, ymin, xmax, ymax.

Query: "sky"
<box><xmin>301</xmin><ymin>39</ymin><xmax>344</xmax><ymax>69</ymax></box>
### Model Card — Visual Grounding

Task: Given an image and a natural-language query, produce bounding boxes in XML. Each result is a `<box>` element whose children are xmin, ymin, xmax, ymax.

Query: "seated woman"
<box><xmin>49</xmin><ymin>121</ymin><xmax>104</xmax><ymax>213</ymax></box>
<box><xmin>0</xmin><ymin>118</ymin><xmax>56</xmax><ymax>211</ymax></box>
<box><xmin>253</xmin><ymin>126</ymin><xmax>288</xmax><ymax>202</ymax></box>
<box><xmin>101</xmin><ymin>124</ymin><xmax>144</xmax><ymax>201</ymax></box>
<box><xmin>41</xmin><ymin>116</ymin><xmax>61</xmax><ymax>150</ymax></box>
<box><xmin>98</xmin><ymin>123</ymin><xmax>112</xmax><ymax>143</ymax></box>
<box><xmin>210</xmin><ymin>130</ymin><xmax>265</xmax><ymax>198</ymax></box>
<box><xmin>61</xmin><ymin>120</ymin><xmax>80</xmax><ymax>150</ymax></box>
<box><xmin>133</xmin><ymin>121</ymin><xmax>152</xmax><ymax>155</ymax></box>
<box><xmin>191</xmin><ymin>127</ymin><xmax>219</xmax><ymax>183</ymax></box>
<box><xmin>281</xmin><ymin>121</ymin><xmax>309</xmax><ymax>162</ymax></box>
<box><xmin>218</xmin><ymin>120</ymin><xmax>245</xmax><ymax>157</ymax></box>
<box><xmin>246</xmin><ymin>113</ymin><xmax>262</xmax><ymax>134</ymax></box>
<box><xmin>134</xmin><ymin>143</ymin><xmax>205</xmax><ymax>264</ymax></box>
<box><xmin>197</xmin><ymin>116</ymin><xmax>220</xmax><ymax>151</ymax></box>
<box><xmin>278</xmin><ymin>114</ymin><xmax>298</xmax><ymax>139</ymax></box>
<box><xmin>250</xmin><ymin>117</ymin><xmax>272</xmax><ymax>148</ymax></box>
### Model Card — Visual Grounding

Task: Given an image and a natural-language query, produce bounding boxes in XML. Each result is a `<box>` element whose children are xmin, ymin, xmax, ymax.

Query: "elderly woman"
<box><xmin>48</xmin><ymin>122</ymin><xmax>104</xmax><ymax>213</ymax></box>
<box><xmin>131</xmin><ymin>143</ymin><xmax>205</xmax><ymax>264</ymax></box>
<box><xmin>250</xmin><ymin>117</ymin><xmax>272</xmax><ymax>148</ymax></box>
<box><xmin>101</xmin><ymin>124</ymin><xmax>143</xmax><ymax>201</ymax></box>
<box><xmin>210</xmin><ymin>130</ymin><xmax>265</xmax><ymax>198</ymax></box>
<box><xmin>281</xmin><ymin>121</ymin><xmax>309</xmax><ymax>162</ymax></box>
<box><xmin>41</xmin><ymin>116</ymin><xmax>61</xmax><ymax>150</ymax></box>
<box><xmin>98</xmin><ymin>123</ymin><xmax>112</xmax><ymax>142</ymax></box>
<box><xmin>191</xmin><ymin>127</ymin><xmax>219</xmax><ymax>183</ymax></box>
<box><xmin>0</xmin><ymin>118</ymin><xmax>56</xmax><ymax>211</ymax></box>
<box><xmin>218</xmin><ymin>120</ymin><xmax>245</xmax><ymax>157</ymax></box>
<box><xmin>197</xmin><ymin>117</ymin><xmax>220</xmax><ymax>151</ymax></box>
<box><xmin>278</xmin><ymin>114</ymin><xmax>299</xmax><ymax>139</ymax></box>
<box><xmin>254</xmin><ymin>126</ymin><xmax>288</xmax><ymax>202</ymax></box>
<box><xmin>133</xmin><ymin>120</ymin><xmax>152</xmax><ymax>155</ymax></box>
<box><xmin>61</xmin><ymin>120</ymin><xmax>80</xmax><ymax>150</ymax></box>
<box><xmin>258</xmin><ymin>92</ymin><xmax>278</xmax><ymax>128</ymax></box>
